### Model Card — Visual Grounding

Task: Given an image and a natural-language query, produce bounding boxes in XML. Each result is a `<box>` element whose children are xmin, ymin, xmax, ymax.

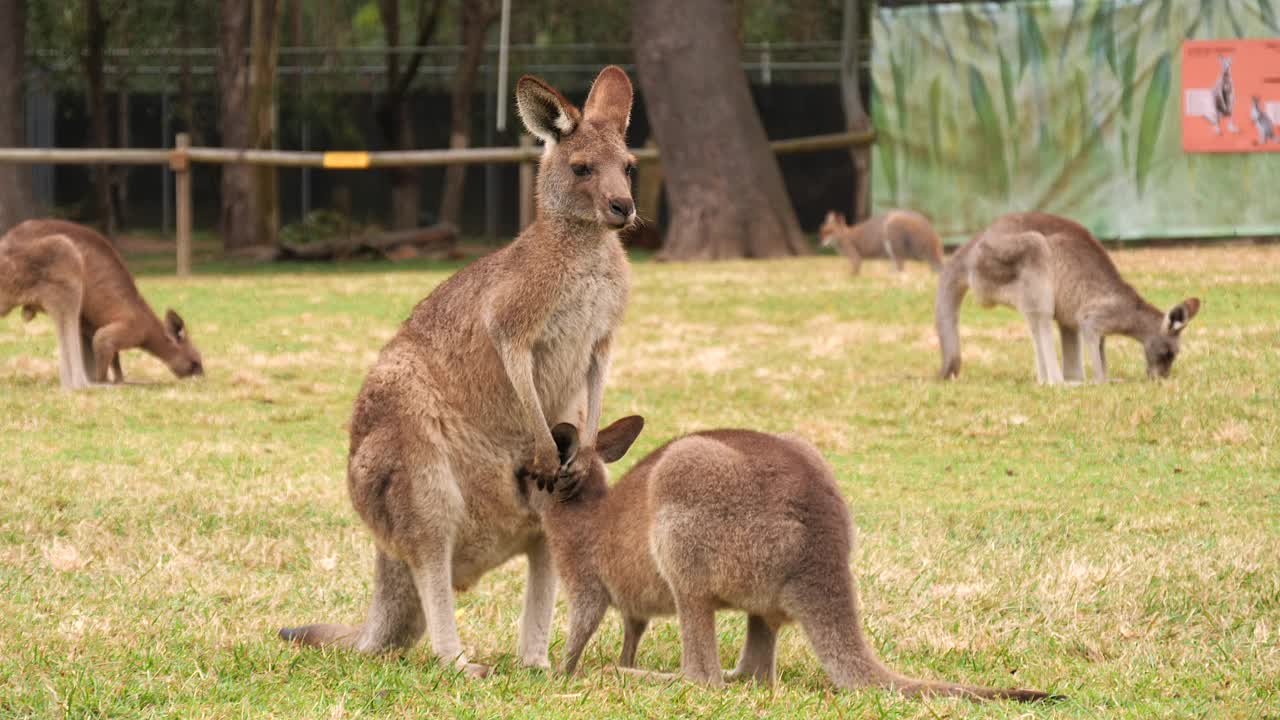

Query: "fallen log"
<box><xmin>276</xmin><ymin>223</ymin><xmax>459</xmax><ymax>261</ymax></box>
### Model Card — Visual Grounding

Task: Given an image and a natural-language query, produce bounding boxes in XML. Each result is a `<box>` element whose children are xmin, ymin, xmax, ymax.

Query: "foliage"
<box><xmin>279</xmin><ymin>209</ymin><xmax>360</xmax><ymax>245</ymax></box>
<box><xmin>1</xmin><ymin>244</ymin><xmax>1278</xmax><ymax>718</ymax></box>
<box><xmin>870</xmin><ymin>0</ymin><xmax>1280</xmax><ymax>242</ymax></box>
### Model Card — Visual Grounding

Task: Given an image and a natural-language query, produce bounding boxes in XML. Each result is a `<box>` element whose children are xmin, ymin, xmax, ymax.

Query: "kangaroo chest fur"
<box><xmin>531</xmin><ymin>238</ymin><xmax>628</xmax><ymax>422</ymax></box>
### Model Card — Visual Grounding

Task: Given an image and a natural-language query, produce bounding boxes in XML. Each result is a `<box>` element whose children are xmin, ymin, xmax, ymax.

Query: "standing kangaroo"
<box><xmin>526</xmin><ymin>417</ymin><xmax>1055</xmax><ymax>701</ymax></box>
<box><xmin>819</xmin><ymin>210</ymin><xmax>944</xmax><ymax>274</ymax></box>
<box><xmin>1</xmin><ymin>219</ymin><xmax>203</xmax><ymax>388</ymax></box>
<box><xmin>279</xmin><ymin>66</ymin><xmax>638</xmax><ymax>677</ymax></box>
<box><xmin>1205</xmin><ymin>55</ymin><xmax>1238</xmax><ymax>135</ymax></box>
<box><xmin>936</xmin><ymin>212</ymin><xmax>1200</xmax><ymax>384</ymax></box>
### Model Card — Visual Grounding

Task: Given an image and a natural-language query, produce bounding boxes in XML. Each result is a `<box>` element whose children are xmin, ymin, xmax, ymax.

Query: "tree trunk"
<box><xmin>84</xmin><ymin>0</ymin><xmax>117</xmax><ymax>235</ymax></box>
<box><xmin>0</xmin><ymin>0</ymin><xmax>33</xmax><ymax>232</ymax></box>
<box><xmin>249</xmin><ymin>0</ymin><xmax>282</xmax><ymax>248</ymax></box>
<box><xmin>438</xmin><ymin>0</ymin><xmax>496</xmax><ymax>230</ymax></box>
<box><xmin>177</xmin><ymin>1</ymin><xmax>200</xmax><ymax>144</ymax></box>
<box><xmin>841</xmin><ymin>0</ymin><xmax>872</xmax><ymax>222</ymax></box>
<box><xmin>218</xmin><ymin>0</ymin><xmax>254</xmax><ymax>251</ymax></box>
<box><xmin>113</xmin><ymin>80</ymin><xmax>130</xmax><ymax>228</ymax></box>
<box><xmin>378</xmin><ymin>0</ymin><xmax>416</xmax><ymax>229</ymax></box>
<box><xmin>634</xmin><ymin>0</ymin><xmax>807</xmax><ymax>260</ymax></box>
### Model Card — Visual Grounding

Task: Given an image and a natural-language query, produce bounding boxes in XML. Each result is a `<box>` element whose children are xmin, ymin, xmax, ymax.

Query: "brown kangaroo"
<box><xmin>819</xmin><ymin>210</ymin><xmax>944</xmax><ymax>274</ymax></box>
<box><xmin>1</xmin><ymin>219</ymin><xmax>202</xmax><ymax>388</ymax></box>
<box><xmin>936</xmin><ymin>212</ymin><xmax>1200</xmax><ymax>384</ymax></box>
<box><xmin>527</xmin><ymin>417</ymin><xmax>1056</xmax><ymax>702</ymax></box>
<box><xmin>278</xmin><ymin>66</ymin><xmax>638</xmax><ymax>677</ymax></box>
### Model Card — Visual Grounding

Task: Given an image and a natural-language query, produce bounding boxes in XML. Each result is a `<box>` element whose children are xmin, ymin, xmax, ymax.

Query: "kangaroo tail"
<box><xmin>935</xmin><ymin>246</ymin><xmax>970</xmax><ymax>379</ymax></box>
<box><xmin>794</xmin><ymin>572</ymin><xmax>1057</xmax><ymax>703</ymax></box>
<box><xmin>882</xmin><ymin>674</ymin><xmax>1059</xmax><ymax>702</ymax></box>
<box><xmin>278</xmin><ymin>623</ymin><xmax>363</xmax><ymax>648</ymax></box>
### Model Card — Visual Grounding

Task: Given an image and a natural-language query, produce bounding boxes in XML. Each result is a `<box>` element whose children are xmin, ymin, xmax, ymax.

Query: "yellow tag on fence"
<box><xmin>322</xmin><ymin>151</ymin><xmax>371</xmax><ymax>169</ymax></box>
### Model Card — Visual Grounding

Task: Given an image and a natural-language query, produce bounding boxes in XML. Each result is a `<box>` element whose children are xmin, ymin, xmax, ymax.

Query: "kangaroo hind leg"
<box><xmin>47</xmin><ymin>285</ymin><xmax>91</xmax><ymax>390</ymax></box>
<box><xmin>279</xmin><ymin>548</ymin><xmax>425</xmax><ymax>652</ymax></box>
<box><xmin>1059</xmin><ymin>325</ymin><xmax>1084</xmax><ymax>383</ymax></box>
<box><xmin>725</xmin><ymin>614</ymin><xmax>779</xmax><ymax>685</ymax></box>
<box><xmin>673</xmin><ymin>594</ymin><xmax>724</xmax><ymax>686</ymax></box>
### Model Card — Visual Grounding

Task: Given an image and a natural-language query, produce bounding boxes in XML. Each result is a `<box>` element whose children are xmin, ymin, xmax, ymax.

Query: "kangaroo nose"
<box><xmin>608</xmin><ymin>198</ymin><xmax>634</xmax><ymax>221</ymax></box>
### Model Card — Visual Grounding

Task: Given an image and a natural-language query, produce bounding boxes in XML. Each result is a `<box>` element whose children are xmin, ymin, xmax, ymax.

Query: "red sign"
<box><xmin>1182</xmin><ymin>39</ymin><xmax>1280</xmax><ymax>152</ymax></box>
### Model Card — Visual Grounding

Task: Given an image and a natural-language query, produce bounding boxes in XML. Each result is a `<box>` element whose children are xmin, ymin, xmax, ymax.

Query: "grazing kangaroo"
<box><xmin>526</xmin><ymin>417</ymin><xmax>1056</xmax><ymax>702</ymax></box>
<box><xmin>819</xmin><ymin>210</ymin><xmax>944</xmax><ymax>274</ymax></box>
<box><xmin>278</xmin><ymin>66</ymin><xmax>638</xmax><ymax>677</ymax></box>
<box><xmin>936</xmin><ymin>212</ymin><xmax>1200</xmax><ymax>384</ymax></box>
<box><xmin>1</xmin><ymin>219</ymin><xmax>202</xmax><ymax>388</ymax></box>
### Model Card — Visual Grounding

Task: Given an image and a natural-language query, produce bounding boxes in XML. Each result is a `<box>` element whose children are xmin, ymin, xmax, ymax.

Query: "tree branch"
<box><xmin>392</xmin><ymin>0</ymin><xmax>444</xmax><ymax>99</ymax></box>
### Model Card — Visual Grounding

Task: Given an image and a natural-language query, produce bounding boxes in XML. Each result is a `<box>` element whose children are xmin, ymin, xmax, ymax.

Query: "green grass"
<box><xmin>2</xmin><ymin>244</ymin><xmax>1278</xmax><ymax>718</ymax></box>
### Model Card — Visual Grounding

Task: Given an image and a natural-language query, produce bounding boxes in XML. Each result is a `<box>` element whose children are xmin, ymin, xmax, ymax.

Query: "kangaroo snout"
<box><xmin>606</xmin><ymin>198</ymin><xmax>634</xmax><ymax>227</ymax></box>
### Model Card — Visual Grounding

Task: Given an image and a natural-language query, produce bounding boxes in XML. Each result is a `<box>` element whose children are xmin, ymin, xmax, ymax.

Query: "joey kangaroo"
<box><xmin>936</xmin><ymin>212</ymin><xmax>1200</xmax><ymax>384</ymax></box>
<box><xmin>819</xmin><ymin>210</ymin><xmax>944</xmax><ymax>274</ymax></box>
<box><xmin>278</xmin><ymin>66</ymin><xmax>638</xmax><ymax>677</ymax></box>
<box><xmin>0</xmin><ymin>219</ymin><xmax>202</xmax><ymax>388</ymax></box>
<box><xmin>1251</xmin><ymin>96</ymin><xmax>1277</xmax><ymax>145</ymax></box>
<box><xmin>526</xmin><ymin>417</ymin><xmax>1056</xmax><ymax>702</ymax></box>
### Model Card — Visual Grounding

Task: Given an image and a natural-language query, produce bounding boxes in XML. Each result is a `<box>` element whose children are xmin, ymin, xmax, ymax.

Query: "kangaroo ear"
<box><xmin>596</xmin><ymin>415</ymin><xmax>644</xmax><ymax>463</ymax></box>
<box><xmin>582</xmin><ymin>65</ymin><xmax>633</xmax><ymax>135</ymax></box>
<box><xmin>516</xmin><ymin>75</ymin><xmax>581</xmax><ymax>145</ymax></box>
<box><xmin>1163</xmin><ymin>297</ymin><xmax>1201</xmax><ymax>335</ymax></box>
<box><xmin>551</xmin><ymin>423</ymin><xmax>579</xmax><ymax>467</ymax></box>
<box><xmin>164</xmin><ymin>309</ymin><xmax>186</xmax><ymax>340</ymax></box>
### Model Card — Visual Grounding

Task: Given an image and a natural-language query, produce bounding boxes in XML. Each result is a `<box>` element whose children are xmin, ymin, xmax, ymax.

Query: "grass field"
<box><xmin>2</xmin><ymin>242</ymin><xmax>1278</xmax><ymax>719</ymax></box>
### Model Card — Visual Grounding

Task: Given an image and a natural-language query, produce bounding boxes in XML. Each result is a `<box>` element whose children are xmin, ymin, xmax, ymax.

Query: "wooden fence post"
<box><xmin>172</xmin><ymin>133</ymin><xmax>192</xmax><ymax>276</ymax></box>
<box><xmin>518</xmin><ymin>134</ymin><xmax>535</xmax><ymax>231</ymax></box>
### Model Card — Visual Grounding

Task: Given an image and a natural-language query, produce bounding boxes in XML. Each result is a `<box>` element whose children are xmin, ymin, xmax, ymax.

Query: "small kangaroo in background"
<box><xmin>1250</xmin><ymin>96</ymin><xmax>1277</xmax><ymax>145</ymax></box>
<box><xmin>936</xmin><ymin>212</ymin><xmax>1200</xmax><ymax>384</ymax></box>
<box><xmin>819</xmin><ymin>210</ymin><xmax>944</xmax><ymax>274</ymax></box>
<box><xmin>0</xmin><ymin>219</ymin><xmax>203</xmax><ymax>388</ymax></box>
<box><xmin>1205</xmin><ymin>54</ymin><xmax>1238</xmax><ymax>134</ymax></box>
<box><xmin>526</xmin><ymin>417</ymin><xmax>1056</xmax><ymax>702</ymax></box>
<box><xmin>279</xmin><ymin>66</ymin><xmax>638</xmax><ymax>677</ymax></box>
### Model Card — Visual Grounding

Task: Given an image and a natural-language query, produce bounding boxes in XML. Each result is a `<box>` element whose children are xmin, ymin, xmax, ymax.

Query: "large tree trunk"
<box><xmin>438</xmin><ymin>0</ymin><xmax>496</xmax><ymax>230</ymax></box>
<box><xmin>249</xmin><ymin>0</ymin><xmax>282</xmax><ymax>248</ymax></box>
<box><xmin>113</xmin><ymin>79</ymin><xmax>130</xmax><ymax>228</ymax></box>
<box><xmin>218</xmin><ymin>0</ymin><xmax>254</xmax><ymax>251</ymax></box>
<box><xmin>177</xmin><ymin>1</ymin><xmax>200</xmax><ymax>144</ymax></box>
<box><xmin>84</xmin><ymin>0</ymin><xmax>117</xmax><ymax>235</ymax></box>
<box><xmin>377</xmin><ymin>0</ymin><xmax>436</xmax><ymax>230</ymax></box>
<box><xmin>841</xmin><ymin>0</ymin><xmax>872</xmax><ymax>222</ymax></box>
<box><xmin>634</xmin><ymin>0</ymin><xmax>807</xmax><ymax>260</ymax></box>
<box><xmin>0</xmin><ymin>0</ymin><xmax>33</xmax><ymax>232</ymax></box>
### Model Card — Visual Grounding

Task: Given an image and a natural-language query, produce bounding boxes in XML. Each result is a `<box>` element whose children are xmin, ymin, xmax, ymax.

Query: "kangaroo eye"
<box><xmin>625</xmin><ymin>163</ymin><xmax>637</xmax><ymax>177</ymax></box>
<box><xmin>571</xmin><ymin>164</ymin><xmax>591</xmax><ymax>177</ymax></box>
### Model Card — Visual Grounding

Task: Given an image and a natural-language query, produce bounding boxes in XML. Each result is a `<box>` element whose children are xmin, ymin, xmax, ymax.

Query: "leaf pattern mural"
<box><xmin>1135</xmin><ymin>52</ymin><xmax>1170</xmax><ymax>196</ymax></box>
<box><xmin>869</xmin><ymin>0</ymin><xmax>1280</xmax><ymax>242</ymax></box>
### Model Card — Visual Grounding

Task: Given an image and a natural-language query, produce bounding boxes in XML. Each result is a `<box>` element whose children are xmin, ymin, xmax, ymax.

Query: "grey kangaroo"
<box><xmin>1</xmin><ymin>219</ymin><xmax>203</xmax><ymax>388</ymax></box>
<box><xmin>936</xmin><ymin>212</ymin><xmax>1200</xmax><ymax>384</ymax></box>
<box><xmin>526</xmin><ymin>417</ymin><xmax>1056</xmax><ymax>701</ymax></box>
<box><xmin>819</xmin><ymin>210</ymin><xmax>944</xmax><ymax>274</ymax></box>
<box><xmin>279</xmin><ymin>66</ymin><xmax>638</xmax><ymax>677</ymax></box>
